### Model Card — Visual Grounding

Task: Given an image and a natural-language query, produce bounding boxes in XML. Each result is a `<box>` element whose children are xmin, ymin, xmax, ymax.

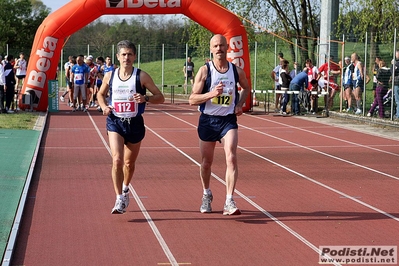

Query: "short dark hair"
<box><xmin>117</xmin><ymin>40</ymin><xmax>137</xmax><ymax>55</ymax></box>
<box><xmin>278</xmin><ymin>52</ymin><xmax>284</xmax><ymax>58</ymax></box>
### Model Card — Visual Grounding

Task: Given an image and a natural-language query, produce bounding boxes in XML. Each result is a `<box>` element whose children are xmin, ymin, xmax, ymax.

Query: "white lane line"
<box><xmin>144</xmin><ymin>122</ymin><xmax>339</xmax><ymax>265</ymax></box>
<box><xmin>244</xmin><ymin>113</ymin><xmax>399</xmax><ymax>157</ymax></box>
<box><xmin>157</xmin><ymin>104</ymin><xmax>399</xmax><ymax>156</ymax></box>
<box><xmin>157</xmin><ymin>109</ymin><xmax>399</xmax><ymax>222</ymax></box>
<box><xmin>87</xmin><ymin>112</ymin><xmax>179</xmax><ymax>266</ymax></box>
<box><xmin>240</xmin><ymin>124</ymin><xmax>399</xmax><ymax>181</ymax></box>
<box><xmin>239</xmin><ymin>145</ymin><xmax>399</xmax><ymax>222</ymax></box>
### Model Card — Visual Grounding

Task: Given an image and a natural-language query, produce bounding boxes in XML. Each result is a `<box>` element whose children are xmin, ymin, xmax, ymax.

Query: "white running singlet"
<box><xmin>110</xmin><ymin>68</ymin><xmax>139</xmax><ymax>118</ymax></box>
<box><xmin>202</xmin><ymin>62</ymin><xmax>237</xmax><ymax>116</ymax></box>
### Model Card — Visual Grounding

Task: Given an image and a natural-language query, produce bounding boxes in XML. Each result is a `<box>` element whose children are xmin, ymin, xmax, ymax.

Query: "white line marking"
<box><xmin>244</xmin><ymin>113</ymin><xmax>399</xmax><ymax>157</ymax></box>
<box><xmin>156</xmin><ymin>107</ymin><xmax>398</xmax><ymax>220</ymax></box>
<box><xmin>239</xmin><ymin>145</ymin><xmax>399</xmax><ymax>222</ymax></box>
<box><xmin>144</xmin><ymin>121</ymin><xmax>340</xmax><ymax>265</ymax></box>
<box><xmin>87</xmin><ymin>112</ymin><xmax>179</xmax><ymax>266</ymax></box>
<box><xmin>239</xmin><ymin>124</ymin><xmax>399</xmax><ymax>181</ymax></box>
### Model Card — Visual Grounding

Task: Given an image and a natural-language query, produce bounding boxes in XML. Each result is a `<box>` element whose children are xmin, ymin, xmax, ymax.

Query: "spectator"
<box><xmin>14</xmin><ymin>52</ymin><xmax>27</xmax><ymax>89</ymax></box>
<box><xmin>60</xmin><ymin>55</ymin><xmax>76</xmax><ymax>107</ymax></box>
<box><xmin>372</xmin><ymin>56</ymin><xmax>382</xmax><ymax>99</ymax></box>
<box><xmin>92</xmin><ymin>56</ymin><xmax>105</xmax><ymax>108</ymax></box>
<box><xmin>317</xmin><ymin>55</ymin><xmax>341</xmax><ymax>110</ymax></box>
<box><xmin>278</xmin><ymin>59</ymin><xmax>292</xmax><ymax>115</ymax></box>
<box><xmin>351</xmin><ymin>53</ymin><xmax>364</xmax><ymax>115</ymax></box>
<box><xmin>103</xmin><ymin>56</ymin><xmax>117</xmax><ymax>73</ymax></box>
<box><xmin>4</xmin><ymin>55</ymin><xmax>16</xmax><ymax>113</ymax></box>
<box><xmin>309</xmin><ymin>79</ymin><xmax>319</xmax><ymax>114</ymax></box>
<box><xmin>71</xmin><ymin>55</ymin><xmax>90</xmax><ymax>112</ymax></box>
<box><xmin>305</xmin><ymin>59</ymin><xmax>319</xmax><ymax>91</ymax></box>
<box><xmin>271</xmin><ymin>52</ymin><xmax>284</xmax><ymax>112</ymax></box>
<box><xmin>368</xmin><ymin>60</ymin><xmax>391</xmax><ymax>118</ymax></box>
<box><xmin>289</xmin><ymin>68</ymin><xmax>309</xmax><ymax>115</ymax></box>
<box><xmin>86</xmin><ymin>55</ymin><xmax>96</xmax><ymax>108</ymax></box>
<box><xmin>183</xmin><ymin>56</ymin><xmax>195</xmax><ymax>93</ymax></box>
<box><xmin>0</xmin><ymin>57</ymin><xmax>5</xmax><ymax>113</ymax></box>
<box><xmin>343</xmin><ymin>57</ymin><xmax>354</xmax><ymax>112</ymax></box>
<box><xmin>391</xmin><ymin>50</ymin><xmax>399</xmax><ymax>120</ymax></box>
<box><xmin>97</xmin><ymin>56</ymin><xmax>116</xmax><ymax>112</ymax></box>
<box><xmin>290</xmin><ymin>62</ymin><xmax>298</xmax><ymax>78</ymax></box>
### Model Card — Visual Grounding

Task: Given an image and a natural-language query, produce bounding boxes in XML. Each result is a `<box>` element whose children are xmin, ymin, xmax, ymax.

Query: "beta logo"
<box><xmin>227</xmin><ymin>35</ymin><xmax>245</xmax><ymax>69</ymax></box>
<box><xmin>107</xmin><ymin>0</ymin><xmax>124</xmax><ymax>7</ymax></box>
<box><xmin>128</xmin><ymin>0</ymin><xmax>181</xmax><ymax>8</ymax></box>
<box><xmin>107</xmin><ymin>0</ymin><xmax>181</xmax><ymax>8</ymax></box>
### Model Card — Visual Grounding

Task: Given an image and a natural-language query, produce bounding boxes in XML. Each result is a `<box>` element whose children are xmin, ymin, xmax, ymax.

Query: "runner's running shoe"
<box><xmin>122</xmin><ymin>189</ymin><xmax>130</xmax><ymax>211</ymax></box>
<box><xmin>223</xmin><ymin>200</ymin><xmax>241</xmax><ymax>215</ymax></box>
<box><xmin>111</xmin><ymin>199</ymin><xmax>125</xmax><ymax>214</ymax></box>
<box><xmin>200</xmin><ymin>193</ymin><xmax>213</xmax><ymax>213</ymax></box>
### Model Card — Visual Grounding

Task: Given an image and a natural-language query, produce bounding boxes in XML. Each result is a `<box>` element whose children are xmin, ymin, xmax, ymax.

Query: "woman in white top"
<box><xmin>14</xmin><ymin>52</ymin><xmax>27</xmax><ymax>89</ymax></box>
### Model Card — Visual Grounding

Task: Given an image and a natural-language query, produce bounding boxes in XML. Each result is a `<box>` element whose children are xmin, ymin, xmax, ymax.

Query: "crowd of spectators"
<box><xmin>0</xmin><ymin>53</ymin><xmax>27</xmax><ymax>114</ymax></box>
<box><xmin>60</xmin><ymin>54</ymin><xmax>117</xmax><ymax>112</ymax></box>
<box><xmin>270</xmin><ymin>51</ymin><xmax>398</xmax><ymax>119</ymax></box>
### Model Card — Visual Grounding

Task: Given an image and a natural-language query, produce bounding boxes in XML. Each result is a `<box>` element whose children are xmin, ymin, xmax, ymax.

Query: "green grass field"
<box><xmin>0</xmin><ymin>112</ymin><xmax>40</xmax><ymax>130</ymax></box>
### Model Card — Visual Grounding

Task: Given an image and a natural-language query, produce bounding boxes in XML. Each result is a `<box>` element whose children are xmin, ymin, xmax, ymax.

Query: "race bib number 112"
<box><xmin>212</xmin><ymin>94</ymin><xmax>232</xmax><ymax>107</ymax></box>
<box><xmin>114</xmin><ymin>101</ymin><xmax>136</xmax><ymax>113</ymax></box>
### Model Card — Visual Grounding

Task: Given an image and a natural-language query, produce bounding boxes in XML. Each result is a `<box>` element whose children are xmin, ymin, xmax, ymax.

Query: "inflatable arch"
<box><xmin>20</xmin><ymin>0</ymin><xmax>252</xmax><ymax>111</ymax></box>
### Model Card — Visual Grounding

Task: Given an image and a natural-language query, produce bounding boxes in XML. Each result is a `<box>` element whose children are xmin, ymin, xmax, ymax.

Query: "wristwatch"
<box><xmin>144</xmin><ymin>95</ymin><xmax>149</xmax><ymax>102</ymax></box>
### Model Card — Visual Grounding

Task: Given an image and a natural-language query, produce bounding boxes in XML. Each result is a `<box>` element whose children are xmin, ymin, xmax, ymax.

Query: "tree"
<box><xmin>0</xmin><ymin>0</ymin><xmax>50</xmax><ymax>54</ymax></box>
<box><xmin>337</xmin><ymin>0</ymin><xmax>399</xmax><ymax>71</ymax></box>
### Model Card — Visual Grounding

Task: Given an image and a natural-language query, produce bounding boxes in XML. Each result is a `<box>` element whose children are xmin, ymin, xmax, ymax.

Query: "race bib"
<box><xmin>211</xmin><ymin>93</ymin><xmax>232</xmax><ymax>107</ymax></box>
<box><xmin>113</xmin><ymin>101</ymin><xmax>136</xmax><ymax>113</ymax></box>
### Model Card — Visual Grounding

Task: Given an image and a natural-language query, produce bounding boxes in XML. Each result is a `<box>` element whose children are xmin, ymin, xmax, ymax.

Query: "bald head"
<box><xmin>210</xmin><ymin>34</ymin><xmax>227</xmax><ymax>48</ymax></box>
<box><xmin>210</xmin><ymin>34</ymin><xmax>228</xmax><ymax>60</ymax></box>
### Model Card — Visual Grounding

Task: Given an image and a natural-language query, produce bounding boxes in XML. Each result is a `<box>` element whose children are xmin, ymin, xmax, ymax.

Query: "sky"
<box><xmin>41</xmin><ymin>0</ymin><xmax>184</xmax><ymax>21</ymax></box>
<box><xmin>41</xmin><ymin>0</ymin><xmax>134</xmax><ymax>20</ymax></box>
<box><xmin>41</xmin><ymin>0</ymin><xmax>68</xmax><ymax>14</ymax></box>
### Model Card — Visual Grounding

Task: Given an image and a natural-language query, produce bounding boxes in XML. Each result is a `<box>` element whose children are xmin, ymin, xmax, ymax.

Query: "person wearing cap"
<box><xmin>85</xmin><ymin>55</ymin><xmax>96</xmax><ymax>108</ymax></box>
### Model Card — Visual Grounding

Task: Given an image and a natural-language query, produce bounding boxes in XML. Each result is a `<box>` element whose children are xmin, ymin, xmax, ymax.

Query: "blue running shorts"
<box><xmin>106</xmin><ymin>113</ymin><xmax>145</xmax><ymax>144</ymax></box>
<box><xmin>197</xmin><ymin>113</ymin><xmax>237</xmax><ymax>142</ymax></box>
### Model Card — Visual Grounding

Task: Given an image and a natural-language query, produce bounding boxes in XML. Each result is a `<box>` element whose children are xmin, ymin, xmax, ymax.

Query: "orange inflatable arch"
<box><xmin>20</xmin><ymin>0</ymin><xmax>252</xmax><ymax>111</ymax></box>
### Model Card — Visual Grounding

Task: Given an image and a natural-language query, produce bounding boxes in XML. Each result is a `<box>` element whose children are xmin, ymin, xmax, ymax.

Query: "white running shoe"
<box><xmin>60</xmin><ymin>96</ymin><xmax>65</xmax><ymax>102</ymax></box>
<box><xmin>122</xmin><ymin>190</ymin><xmax>130</xmax><ymax>211</ymax></box>
<box><xmin>111</xmin><ymin>199</ymin><xmax>125</xmax><ymax>214</ymax></box>
<box><xmin>200</xmin><ymin>193</ymin><xmax>213</xmax><ymax>213</ymax></box>
<box><xmin>355</xmin><ymin>109</ymin><xmax>362</xmax><ymax>115</ymax></box>
<box><xmin>223</xmin><ymin>200</ymin><xmax>241</xmax><ymax>215</ymax></box>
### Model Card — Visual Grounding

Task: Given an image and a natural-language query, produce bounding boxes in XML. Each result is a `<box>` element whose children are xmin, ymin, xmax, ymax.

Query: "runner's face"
<box><xmin>210</xmin><ymin>36</ymin><xmax>227</xmax><ymax>59</ymax></box>
<box><xmin>117</xmin><ymin>48</ymin><xmax>136</xmax><ymax>67</ymax></box>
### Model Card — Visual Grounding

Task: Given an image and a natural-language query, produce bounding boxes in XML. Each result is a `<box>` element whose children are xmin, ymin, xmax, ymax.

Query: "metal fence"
<box><xmin>3</xmin><ymin>31</ymin><xmax>398</xmax><ymax>119</ymax></box>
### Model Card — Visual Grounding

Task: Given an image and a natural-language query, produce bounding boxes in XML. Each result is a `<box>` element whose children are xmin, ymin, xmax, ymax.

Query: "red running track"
<box><xmin>11</xmin><ymin>100</ymin><xmax>399</xmax><ymax>266</ymax></box>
